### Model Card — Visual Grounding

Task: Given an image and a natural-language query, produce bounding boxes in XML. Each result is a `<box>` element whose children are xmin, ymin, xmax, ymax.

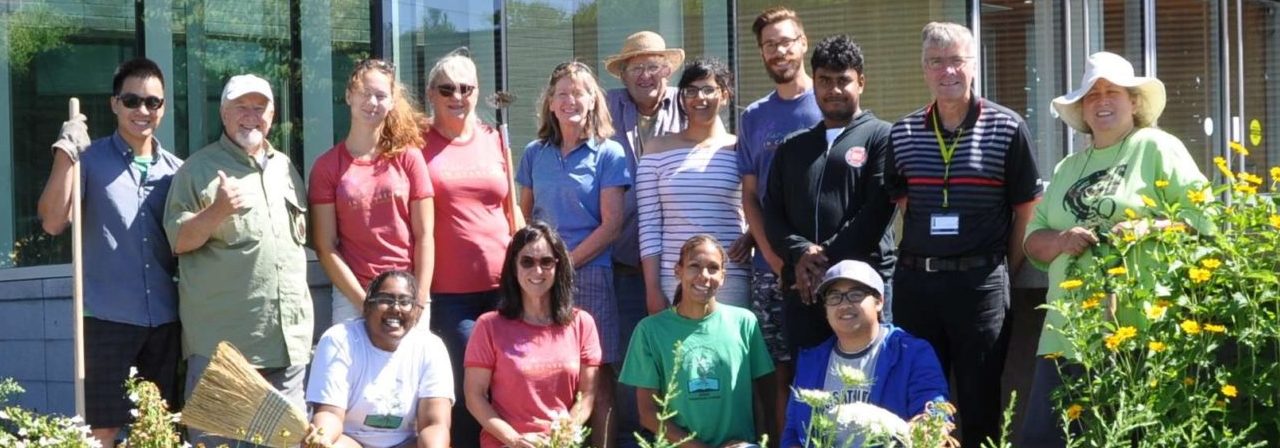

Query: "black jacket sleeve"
<box><xmin>763</xmin><ymin>130</ymin><xmax>818</xmax><ymax>266</ymax></box>
<box><xmin>821</xmin><ymin>123</ymin><xmax>896</xmax><ymax>258</ymax></box>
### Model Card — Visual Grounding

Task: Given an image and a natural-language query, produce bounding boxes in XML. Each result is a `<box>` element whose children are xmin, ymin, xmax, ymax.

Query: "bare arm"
<box><xmin>636</xmin><ymin>387</ymin><xmax>710</xmax><ymax>448</ymax></box>
<box><xmin>306</xmin><ymin>404</ymin><xmax>363</xmax><ymax>448</ymax></box>
<box><xmin>519</xmin><ymin>187</ymin><xmax>534</xmax><ymax>224</ymax></box>
<box><xmin>741</xmin><ymin>175</ymin><xmax>783</xmax><ymax>275</ymax></box>
<box><xmin>1008</xmin><ymin>199</ymin><xmax>1040</xmax><ymax>275</ymax></box>
<box><xmin>37</xmin><ymin>150</ymin><xmax>76</xmax><ymax>235</ymax></box>
<box><xmin>465</xmin><ymin>367</ymin><xmax>539</xmax><ymax>448</ymax></box>
<box><xmin>641</xmin><ymin>255</ymin><xmax>668</xmax><ymax>314</ymax></box>
<box><xmin>411</xmin><ymin>197</ymin><xmax>435</xmax><ymax>316</ymax></box>
<box><xmin>570</xmin><ymin>365</ymin><xmax>600</xmax><ymax>427</ymax></box>
<box><xmin>414</xmin><ymin>397</ymin><xmax>452</xmax><ymax>448</ymax></box>
<box><xmin>313</xmin><ymin>203</ymin><xmax>366</xmax><ymax>305</ymax></box>
<box><xmin>1025</xmin><ymin>227</ymin><xmax>1098</xmax><ymax>265</ymax></box>
<box><xmin>568</xmin><ymin>186</ymin><xmax>624</xmax><ymax>269</ymax></box>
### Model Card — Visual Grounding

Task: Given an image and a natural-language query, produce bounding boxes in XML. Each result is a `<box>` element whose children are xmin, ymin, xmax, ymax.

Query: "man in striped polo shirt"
<box><xmin>882</xmin><ymin>22</ymin><xmax>1042</xmax><ymax>446</ymax></box>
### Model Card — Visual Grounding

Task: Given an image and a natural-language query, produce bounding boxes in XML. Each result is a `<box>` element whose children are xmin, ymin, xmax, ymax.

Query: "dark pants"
<box><xmin>893</xmin><ymin>262</ymin><xmax>1010</xmax><ymax>447</ymax></box>
<box><xmin>613</xmin><ymin>268</ymin><xmax>647</xmax><ymax>448</ymax></box>
<box><xmin>84</xmin><ymin>318</ymin><xmax>183</xmax><ymax>429</ymax></box>
<box><xmin>430</xmin><ymin>290</ymin><xmax>499</xmax><ymax>448</ymax></box>
<box><xmin>1018</xmin><ymin>358</ymin><xmax>1084</xmax><ymax>447</ymax></box>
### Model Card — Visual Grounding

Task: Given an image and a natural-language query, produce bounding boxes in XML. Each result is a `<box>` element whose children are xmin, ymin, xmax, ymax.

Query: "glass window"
<box><xmin>1154</xmin><ymin>0</ymin><xmax>1221</xmax><ymax>172</ymax></box>
<box><xmin>981</xmin><ymin>0</ymin><xmax>1066</xmax><ymax>172</ymax></box>
<box><xmin>1233</xmin><ymin>0</ymin><xmax>1278</xmax><ymax>174</ymax></box>
<box><xmin>2</xmin><ymin>3</ymin><xmax>137</xmax><ymax>267</ymax></box>
<box><xmin>391</xmin><ymin>0</ymin><xmax>500</xmax><ymax>123</ymax></box>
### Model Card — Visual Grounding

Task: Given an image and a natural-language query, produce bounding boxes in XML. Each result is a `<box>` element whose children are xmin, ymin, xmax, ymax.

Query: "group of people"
<box><xmin>40</xmin><ymin>3</ymin><xmax>1213</xmax><ymax>447</ymax></box>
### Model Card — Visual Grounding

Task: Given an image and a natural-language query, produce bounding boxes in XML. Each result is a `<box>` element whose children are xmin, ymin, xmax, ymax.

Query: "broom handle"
<box><xmin>500</xmin><ymin>122</ymin><xmax>524</xmax><ymax>232</ymax></box>
<box><xmin>69</xmin><ymin>97</ymin><xmax>86</xmax><ymax>418</ymax></box>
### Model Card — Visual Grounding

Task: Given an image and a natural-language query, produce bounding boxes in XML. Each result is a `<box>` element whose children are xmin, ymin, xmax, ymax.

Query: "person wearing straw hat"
<box><xmin>1019</xmin><ymin>51</ymin><xmax>1213</xmax><ymax>446</ymax></box>
<box><xmin>164</xmin><ymin>74</ymin><xmax>313</xmax><ymax>448</ymax></box>
<box><xmin>38</xmin><ymin>58</ymin><xmax>183</xmax><ymax>448</ymax></box>
<box><xmin>602</xmin><ymin>31</ymin><xmax>687</xmax><ymax>446</ymax></box>
<box><xmin>781</xmin><ymin>260</ymin><xmax>948</xmax><ymax>448</ymax></box>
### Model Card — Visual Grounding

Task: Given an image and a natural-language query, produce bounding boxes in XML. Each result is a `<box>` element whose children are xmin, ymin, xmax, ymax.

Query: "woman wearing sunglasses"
<box><xmin>636</xmin><ymin>57</ymin><xmax>752</xmax><ymax>314</ymax></box>
<box><xmin>305</xmin><ymin>270</ymin><xmax>454</xmax><ymax>448</ymax></box>
<box><xmin>419</xmin><ymin>49</ymin><xmax>521</xmax><ymax>447</ymax></box>
<box><xmin>463</xmin><ymin>222</ymin><xmax>602</xmax><ymax>448</ymax></box>
<box><xmin>310</xmin><ymin>58</ymin><xmax>434</xmax><ymax>326</ymax></box>
<box><xmin>516</xmin><ymin>60</ymin><xmax>631</xmax><ymax>447</ymax></box>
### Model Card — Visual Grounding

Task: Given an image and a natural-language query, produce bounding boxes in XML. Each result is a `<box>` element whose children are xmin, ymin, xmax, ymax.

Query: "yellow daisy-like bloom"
<box><xmin>1187</xmin><ymin>189</ymin><xmax>1208</xmax><ymax>204</ymax></box>
<box><xmin>1270</xmin><ymin>214</ymin><xmax>1280</xmax><ymax>229</ymax></box>
<box><xmin>1105</xmin><ymin>326</ymin><xmax>1138</xmax><ymax>351</ymax></box>
<box><xmin>1043</xmin><ymin>352</ymin><xmax>1063</xmax><ymax>360</ymax></box>
<box><xmin>1240</xmin><ymin>172</ymin><xmax>1264</xmax><ymax>185</ymax></box>
<box><xmin>1059</xmin><ymin>279</ymin><xmax>1084</xmax><ymax>290</ymax></box>
<box><xmin>1271</xmin><ymin>166</ymin><xmax>1280</xmax><ymax>183</ymax></box>
<box><xmin>1229</xmin><ymin>141</ymin><xmax>1249</xmax><ymax>156</ymax></box>
<box><xmin>1122</xmin><ymin>232</ymin><xmax>1137</xmax><ymax>242</ymax></box>
<box><xmin>1124</xmin><ymin>208</ymin><xmax>1137</xmax><ymax>220</ymax></box>
<box><xmin>1214</xmin><ymin>157</ymin><xmax>1235</xmax><ymax>180</ymax></box>
<box><xmin>1154</xmin><ymin>179</ymin><xmax>1169</xmax><ymax>188</ymax></box>
<box><xmin>1144</xmin><ymin>302</ymin><xmax>1168</xmax><ymax>321</ymax></box>
<box><xmin>1141</xmin><ymin>194</ymin><xmax>1156</xmax><ymax>207</ymax></box>
<box><xmin>1221</xmin><ymin>384</ymin><xmax>1238</xmax><ymax>398</ymax></box>
<box><xmin>1148</xmin><ymin>341</ymin><xmax>1166</xmax><ymax>352</ymax></box>
<box><xmin>1082</xmin><ymin>297</ymin><xmax>1101</xmax><ymax>310</ymax></box>
<box><xmin>1189</xmin><ymin>267</ymin><xmax>1212</xmax><ymax>283</ymax></box>
<box><xmin>1164</xmin><ymin>223</ymin><xmax>1187</xmax><ymax>233</ymax></box>
<box><xmin>1116</xmin><ymin>326</ymin><xmax>1137</xmax><ymax>339</ymax></box>
<box><xmin>1234</xmin><ymin>183</ymin><xmax>1258</xmax><ymax>196</ymax></box>
<box><xmin>1200</xmin><ymin>258</ymin><xmax>1222</xmax><ymax>269</ymax></box>
<box><xmin>1181</xmin><ymin>319</ymin><xmax>1201</xmax><ymax>335</ymax></box>
<box><xmin>1204</xmin><ymin>323</ymin><xmax>1227</xmax><ymax>333</ymax></box>
<box><xmin>1066</xmin><ymin>404</ymin><xmax>1083</xmax><ymax>421</ymax></box>
<box><xmin>1107</xmin><ymin>266</ymin><xmax>1128</xmax><ymax>276</ymax></box>
<box><xmin>1104</xmin><ymin>335</ymin><xmax>1122</xmax><ymax>351</ymax></box>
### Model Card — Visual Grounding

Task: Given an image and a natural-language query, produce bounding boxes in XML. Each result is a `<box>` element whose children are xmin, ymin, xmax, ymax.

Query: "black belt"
<box><xmin>898</xmin><ymin>253</ymin><xmax>1004</xmax><ymax>272</ymax></box>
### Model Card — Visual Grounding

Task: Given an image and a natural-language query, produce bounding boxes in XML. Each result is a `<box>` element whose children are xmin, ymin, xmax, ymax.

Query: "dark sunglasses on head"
<box><xmin>434</xmin><ymin>83</ymin><xmax>476</xmax><ymax>97</ymax></box>
<box><xmin>518</xmin><ymin>256</ymin><xmax>558</xmax><ymax>270</ymax></box>
<box><xmin>117</xmin><ymin>94</ymin><xmax>164</xmax><ymax>111</ymax></box>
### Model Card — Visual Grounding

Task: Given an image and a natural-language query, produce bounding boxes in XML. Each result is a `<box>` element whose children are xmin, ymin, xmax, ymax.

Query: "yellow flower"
<box><xmin>1183</xmin><ymin>377</ymin><xmax>1196</xmax><ymax>386</ymax></box>
<box><xmin>1141</xmin><ymin>194</ymin><xmax>1156</xmax><ymax>208</ymax></box>
<box><xmin>1221</xmin><ymin>384</ymin><xmax>1238</xmax><ymax>398</ymax></box>
<box><xmin>1240</xmin><ymin>172</ymin><xmax>1264</xmax><ymax>185</ymax></box>
<box><xmin>1270</xmin><ymin>214</ymin><xmax>1280</xmax><ymax>229</ymax></box>
<box><xmin>1059</xmin><ymin>279</ymin><xmax>1084</xmax><ymax>290</ymax></box>
<box><xmin>1229</xmin><ymin>141</ymin><xmax>1249</xmax><ymax>156</ymax></box>
<box><xmin>1066</xmin><ymin>404</ymin><xmax>1083</xmax><ymax>421</ymax></box>
<box><xmin>1204</xmin><ymin>323</ymin><xmax>1227</xmax><ymax>334</ymax></box>
<box><xmin>1200</xmin><ymin>258</ymin><xmax>1222</xmax><ymax>269</ymax></box>
<box><xmin>1122</xmin><ymin>232</ymin><xmax>1137</xmax><ymax>242</ymax></box>
<box><xmin>1116</xmin><ymin>326</ymin><xmax>1137</xmax><ymax>339</ymax></box>
<box><xmin>1165</xmin><ymin>223</ymin><xmax>1188</xmax><ymax>233</ymax></box>
<box><xmin>1271</xmin><ymin>166</ymin><xmax>1280</xmax><ymax>183</ymax></box>
<box><xmin>1107</xmin><ymin>266</ymin><xmax>1128</xmax><ymax>276</ymax></box>
<box><xmin>1043</xmin><ymin>352</ymin><xmax>1063</xmax><ymax>360</ymax></box>
<box><xmin>1189</xmin><ymin>267</ymin><xmax>1212</xmax><ymax>283</ymax></box>
<box><xmin>1105</xmin><ymin>326</ymin><xmax>1138</xmax><ymax>351</ymax></box>
<box><xmin>1144</xmin><ymin>302</ymin><xmax>1168</xmax><ymax>321</ymax></box>
<box><xmin>1155</xmin><ymin>179</ymin><xmax>1169</xmax><ymax>188</ymax></box>
<box><xmin>1181</xmin><ymin>319</ymin><xmax>1201</xmax><ymax>335</ymax></box>
<box><xmin>1186</xmin><ymin>189</ymin><xmax>1208</xmax><ymax>204</ymax></box>
<box><xmin>1148</xmin><ymin>341</ymin><xmax>1167</xmax><ymax>352</ymax></box>
<box><xmin>1124</xmin><ymin>208</ymin><xmax>1137</xmax><ymax>220</ymax></box>
<box><xmin>1082</xmin><ymin>297</ymin><xmax>1101</xmax><ymax>310</ymax></box>
<box><xmin>1234</xmin><ymin>183</ymin><xmax>1258</xmax><ymax>196</ymax></box>
<box><xmin>1214</xmin><ymin>157</ymin><xmax>1235</xmax><ymax>180</ymax></box>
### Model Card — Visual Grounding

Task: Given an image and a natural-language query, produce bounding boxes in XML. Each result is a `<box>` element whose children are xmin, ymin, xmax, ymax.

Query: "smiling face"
<box><xmin>363</xmin><ymin>275</ymin><xmax>421</xmax><ymax>352</ymax></box>
<box><xmin>822</xmin><ymin>279</ymin><xmax>882</xmax><ymax>337</ymax></box>
<box><xmin>516</xmin><ymin>237</ymin><xmax>557</xmax><ymax>301</ymax></box>
<box><xmin>680</xmin><ymin>76</ymin><xmax>725</xmax><ymax>126</ymax></box>
<box><xmin>621</xmin><ymin>54</ymin><xmax>671</xmax><ymax>105</ymax></box>
<box><xmin>347</xmin><ymin>70</ymin><xmax>394</xmax><ymax>128</ymax></box>
<box><xmin>1081</xmin><ymin>79</ymin><xmax>1137</xmax><ymax>139</ymax></box>
<box><xmin>758</xmin><ymin>19</ymin><xmax>807</xmax><ymax>84</ymax></box>
<box><xmin>551</xmin><ymin>75</ymin><xmax>595</xmax><ymax>129</ymax></box>
<box><xmin>814</xmin><ymin>66</ymin><xmax>864</xmax><ymax>125</ymax></box>
<box><xmin>221</xmin><ymin>93</ymin><xmax>274</xmax><ymax>152</ymax></box>
<box><xmin>111</xmin><ymin>76</ymin><xmax>166</xmax><ymax>148</ymax></box>
<box><xmin>675</xmin><ymin>241</ymin><xmax>726</xmax><ymax>306</ymax></box>
<box><xmin>427</xmin><ymin>72</ymin><xmax>478</xmax><ymax>125</ymax></box>
<box><xmin>923</xmin><ymin>42</ymin><xmax>975</xmax><ymax>103</ymax></box>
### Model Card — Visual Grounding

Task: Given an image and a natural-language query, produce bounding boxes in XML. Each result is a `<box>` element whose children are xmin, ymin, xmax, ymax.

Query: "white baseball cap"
<box><xmin>221</xmin><ymin>74</ymin><xmax>274</xmax><ymax>105</ymax></box>
<box><xmin>816</xmin><ymin>260</ymin><xmax>884</xmax><ymax>298</ymax></box>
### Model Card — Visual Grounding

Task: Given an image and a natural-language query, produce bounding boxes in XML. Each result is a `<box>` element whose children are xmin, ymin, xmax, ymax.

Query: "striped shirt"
<box><xmin>885</xmin><ymin>97</ymin><xmax>1042</xmax><ymax>257</ymax></box>
<box><xmin>636</xmin><ymin>146</ymin><xmax>750</xmax><ymax>284</ymax></box>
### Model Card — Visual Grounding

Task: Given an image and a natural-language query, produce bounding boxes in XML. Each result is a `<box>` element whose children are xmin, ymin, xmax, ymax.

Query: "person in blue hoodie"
<box><xmin>782</xmin><ymin>260</ymin><xmax>948</xmax><ymax>447</ymax></box>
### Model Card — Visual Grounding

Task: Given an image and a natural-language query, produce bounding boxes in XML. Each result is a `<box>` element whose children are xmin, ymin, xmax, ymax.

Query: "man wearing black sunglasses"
<box><xmin>37</xmin><ymin>58</ymin><xmax>184</xmax><ymax>448</ymax></box>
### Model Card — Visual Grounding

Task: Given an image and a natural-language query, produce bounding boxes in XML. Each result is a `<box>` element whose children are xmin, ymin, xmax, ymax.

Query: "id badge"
<box><xmin>364</xmin><ymin>414</ymin><xmax>404</xmax><ymax>429</ymax></box>
<box><xmin>930</xmin><ymin>213</ymin><xmax>960</xmax><ymax>236</ymax></box>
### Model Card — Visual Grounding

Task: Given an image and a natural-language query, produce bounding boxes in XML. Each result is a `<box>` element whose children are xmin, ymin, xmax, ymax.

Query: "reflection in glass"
<box><xmin>981</xmin><ymin>0</ymin><xmax>1065</xmax><ymax>172</ymax></box>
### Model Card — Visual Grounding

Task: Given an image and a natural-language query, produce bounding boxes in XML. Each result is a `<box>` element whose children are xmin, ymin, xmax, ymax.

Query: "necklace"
<box><xmin>1075</xmin><ymin>129</ymin><xmax>1136</xmax><ymax>184</ymax></box>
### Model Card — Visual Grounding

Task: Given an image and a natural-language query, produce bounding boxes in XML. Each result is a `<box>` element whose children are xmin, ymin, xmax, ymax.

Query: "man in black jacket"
<box><xmin>763</xmin><ymin>35</ymin><xmax>897</xmax><ymax>355</ymax></box>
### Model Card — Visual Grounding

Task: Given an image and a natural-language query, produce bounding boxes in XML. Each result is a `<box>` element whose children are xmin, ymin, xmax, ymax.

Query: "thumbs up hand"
<box><xmin>212</xmin><ymin>170</ymin><xmax>247</xmax><ymax>217</ymax></box>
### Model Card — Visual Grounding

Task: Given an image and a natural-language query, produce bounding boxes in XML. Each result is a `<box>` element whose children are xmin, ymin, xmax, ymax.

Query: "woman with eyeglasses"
<box><xmin>305</xmin><ymin>270</ymin><xmax>454</xmax><ymax>448</ymax></box>
<box><xmin>620</xmin><ymin>235</ymin><xmax>774</xmax><ymax>448</ymax></box>
<box><xmin>420</xmin><ymin>50</ymin><xmax>521</xmax><ymax>447</ymax></box>
<box><xmin>463</xmin><ymin>222</ymin><xmax>602</xmax><ymax>448</ymax></box>
<box><xmin>636</xmin><ymin>57</ymin><xmax>751</xmax><ymax>315</ymax></box>
<box><xmin>515</xmin><ymin>60</ymin><xmax>630</xmax><ymax>447</ymax></box>
<box><xmin>310</xmin><ymin>58</ymin><xmax>434</xmax><ymax>327</ymax></box>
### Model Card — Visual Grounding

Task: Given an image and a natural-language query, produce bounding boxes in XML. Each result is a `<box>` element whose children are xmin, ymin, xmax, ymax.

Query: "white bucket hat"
<box><xmin>1051</xmin><ymin>51</ymin><xmax>1166</xmax><ymax>133</ymax></box>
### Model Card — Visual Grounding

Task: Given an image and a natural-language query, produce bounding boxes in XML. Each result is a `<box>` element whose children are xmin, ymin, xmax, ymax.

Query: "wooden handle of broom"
<box><xmin>69</xmin><ymin>97</ymin><xmax>87</xmax><ymax>418</ymax></box>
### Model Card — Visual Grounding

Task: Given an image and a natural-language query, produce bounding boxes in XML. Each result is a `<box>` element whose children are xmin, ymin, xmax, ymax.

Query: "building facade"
<box><xmin>0</xmin><ymin>0</ymin><xmax>1276</xmax><ymax>415</ymax></box>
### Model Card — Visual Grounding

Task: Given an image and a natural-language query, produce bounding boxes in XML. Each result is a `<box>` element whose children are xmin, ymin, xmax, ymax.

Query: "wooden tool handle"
<box><xmin>69</xmin><ymin>97</ymin><xmax>79</xmax><ymax>119</ymax></box>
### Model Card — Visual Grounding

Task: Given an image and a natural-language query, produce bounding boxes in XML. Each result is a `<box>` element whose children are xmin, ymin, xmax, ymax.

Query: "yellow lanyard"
<box><xmin>931</xmin><ymin>111</ymin><xmax>965</xmax><ymax>208</ymax></box>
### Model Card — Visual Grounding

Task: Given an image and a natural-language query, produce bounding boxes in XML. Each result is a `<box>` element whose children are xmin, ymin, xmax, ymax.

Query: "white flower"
<box><xmin>128</xmin><ymin>366</ymin><xmax>138</xmax><ymax>378</ymax></box>
<box><xmin>832</xmin><ymin>402</ymin><xmax>910</xmax><ymax>440</ymax></box>
<box><xmin>129</xmin><ymin>408</ymin><xmax>140</xmax><ymax>418</ymax></box>
<box><xmin>833</xmin><ymin>365</ymin><xmax>871</xmax><ymax>388</ymax></box>
<box><xmin>171</xmin><ymin>412</ymin><xmax>183</xmax><ymax>423</ymax></box>
<box><xmin>128</xmin><ymin>392</ymin><xmax>140</xmax><ymax>404</ymax></box>
<box><xmin>794</xmin><ymin>388</ymin><xmax>835</xmax><ymax>408</ymax></box>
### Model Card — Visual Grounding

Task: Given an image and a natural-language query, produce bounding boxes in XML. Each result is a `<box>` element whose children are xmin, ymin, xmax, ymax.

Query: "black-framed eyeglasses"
<box><xmin>434</xmin><ymin>83</ymin><xmax>476</xmax><ymax>97</ymax></box>
<box><xmin>518</xmin><ymin>256</ymin><xmax>558</xmax><ymax>270</ymax></box>
<box><xmin>680</xmin><ymin>86</ymin><xmax>720</xmax><ymax>99</ymax></box>
<box><xmin>366</xmin><ymin>293</ymin><xmax>422</xmax><ymax>311</ymax></box>
<box><xmin>117</xmin><ymin>94</ymin><xmax>164</xmax><ymax>111</ymax></box>
<box><xmin>760</xmin><ymin>36</ymin><xmax>802</xmax><ymax>52</ymax></box>
<box><xmin>823</xmin><ymin>288</ymin><xmax>878</xmax><ymax>306</ymax></box>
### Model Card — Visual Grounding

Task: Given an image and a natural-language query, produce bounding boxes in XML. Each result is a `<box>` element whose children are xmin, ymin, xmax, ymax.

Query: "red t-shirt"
<box><xmin>421</xmin><ymin>126</ymin><xmax>512</xmax><ymax>293</ymax></box>
<box><xmin>464</xmin><ymin>309</ymin><xmax>603</xmax><ymax>447</ymax></box>
<box><xmin>308</xmin><ymin>143</ymin><xmax>433</xmax><ymax>288</ymax></box>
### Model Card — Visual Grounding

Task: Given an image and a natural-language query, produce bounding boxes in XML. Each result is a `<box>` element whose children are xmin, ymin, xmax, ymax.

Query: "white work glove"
<box><xmin>52</xmin><ymin>114</ymin><xmax>90</xmax><ymax>163</ymax></box>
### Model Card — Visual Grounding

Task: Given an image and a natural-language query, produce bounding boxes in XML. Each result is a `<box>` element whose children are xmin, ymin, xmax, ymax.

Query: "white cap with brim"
<box><xmin>221</xmin><ymin>74</ymin><xmax>274</xmax><ymax>105</ymax></box>
<box><xmin>816</xmin><ymin>260</ymin><xmax>884</xmax><ymax>298</ymax></box>
<box><xmin>1051</xmin><ymin>51</ymin><xmax>1166</xmax><ymax>133</ymax></box>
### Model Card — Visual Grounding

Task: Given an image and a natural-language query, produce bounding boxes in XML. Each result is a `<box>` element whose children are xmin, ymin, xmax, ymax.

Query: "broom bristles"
<box><xmin>181</xmin><ymin>341</ymin><xmax>308</xmax><ymax>447</ymax></box>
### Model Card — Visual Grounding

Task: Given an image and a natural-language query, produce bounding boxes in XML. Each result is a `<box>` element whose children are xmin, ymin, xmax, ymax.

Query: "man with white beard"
<box><xmin>163</xmin><ymin>74</ymin><xmax>313</xmax><ymax>448</ymax></box>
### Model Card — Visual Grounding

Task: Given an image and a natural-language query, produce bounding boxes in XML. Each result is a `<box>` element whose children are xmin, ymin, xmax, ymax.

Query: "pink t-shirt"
<box><xmin>421</xmin><ymin>126</ymin><xmax>512</xmax><ymax>293</ymax></box>
<box><xmin>308</xmin><ymin>143</ymin><xmax>433</xmax><ymax>288</ymax></box>
<box><xmin>463</xmin><ymin>309</ymin><xmax>603</xmax><ymax>448</ymax></box>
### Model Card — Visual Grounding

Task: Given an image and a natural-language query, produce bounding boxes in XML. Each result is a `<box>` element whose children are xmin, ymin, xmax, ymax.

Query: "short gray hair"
<box><xmin>426</xmin><ymin>49</ymin><xmax>478</xmax><ymax>88</ymax></box>
<box><xmin>921</xmin><ymin>22</ymin><xmax>974</xmax><ymax>56</ymax></box>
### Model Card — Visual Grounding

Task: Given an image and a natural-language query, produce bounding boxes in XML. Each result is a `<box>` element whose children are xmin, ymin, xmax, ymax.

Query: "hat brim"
<box><xmin>604</xmin><ymin>49</ymin><xmax>686</xmax><ymax>78</ymax></box>
<box><xmin>1052</xmin><ymin>75</ymin><xmax>1166</xmax><ymax>133</ymax></box>
<box><xmin>815</xmin><ymin>276</ymin><xmax>882</xmax><ymax>298</ymax></box>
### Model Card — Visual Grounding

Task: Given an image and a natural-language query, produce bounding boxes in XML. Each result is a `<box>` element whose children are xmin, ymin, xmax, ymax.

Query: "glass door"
<box><xmin>1228</xmin><ymin>0</ymin><xmax>1279</xmax><ymax>175</ymax></box>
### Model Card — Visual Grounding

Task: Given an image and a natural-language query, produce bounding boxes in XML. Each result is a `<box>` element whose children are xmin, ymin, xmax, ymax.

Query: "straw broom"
<box><xmin>180</xmin><ymin>341</ymin><xmax>308</xmax><ymax>447</ymax></box>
